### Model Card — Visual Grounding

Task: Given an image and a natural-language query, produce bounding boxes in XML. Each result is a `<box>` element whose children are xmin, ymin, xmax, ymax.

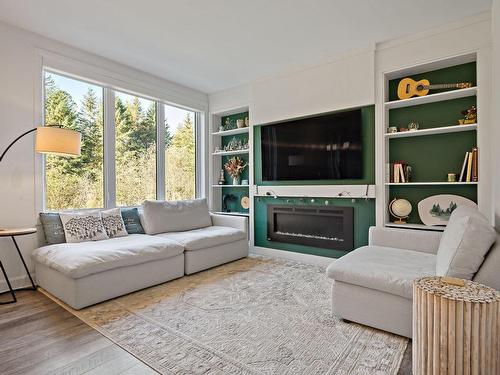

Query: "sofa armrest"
<box><xmin>368</xmin><ymin>226</ymin><xmax>442</xmax><ymax>254</ymax></box>
<box><xmin>210</xmin><ymin>213</ymin><xmax>248</xmax><ymax>237</ymax></box>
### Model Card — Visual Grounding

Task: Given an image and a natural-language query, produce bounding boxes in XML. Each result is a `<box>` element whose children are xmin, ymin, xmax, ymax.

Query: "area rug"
<box><xmin>59</xmin><ymin>256</ymin><xmax>408</xmax><ymax>374</ymax></box>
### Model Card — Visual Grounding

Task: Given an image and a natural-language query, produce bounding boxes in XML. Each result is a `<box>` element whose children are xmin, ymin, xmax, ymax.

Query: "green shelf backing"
<box><xmin>388</xmin><ymin>62</ymin><xmax>476</xmax><ymax>102</ymax></box>
<box><xmin>220</xmin><ymin>112</ymin><xmax>249</xmax><ymax>132</ymax></box>
<box><xmin>220</xmin><ymin>186</ymin><xmax>249</xmax><ymax>214</ymax></box>
<box><xmin>389</xmin><ymin>131</ymin><xmax>477</xmax><ymax>182</ymax></box>
<box><xmin>389</xmin><ymin>185</ymin><xmax>477</xmax><ymax>224</ymax></box>
<box><xmin>254</xmin><ymin>106</ymin><xmax>375</xmax><ymax>186</ymax></box>
<box><xmin>254</xmin><ymin>196</ymin><xmax>375</xmax><ymax>258</ymax></box>
<box><xmin>389</xmin><ymin>96</ymin><xmax>476</xmax><ymax>130</ymax></box>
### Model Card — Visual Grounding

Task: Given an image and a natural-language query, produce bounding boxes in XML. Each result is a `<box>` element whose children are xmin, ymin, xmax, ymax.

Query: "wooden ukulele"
<box><xmin>397</xmin><ymin>78</ymin><xmax>473</xmax><ymax>100</ymax></box>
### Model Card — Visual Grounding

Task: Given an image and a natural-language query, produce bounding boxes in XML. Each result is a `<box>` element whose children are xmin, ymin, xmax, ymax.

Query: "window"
<box><xmin>43</xmin><ymin>70</ymin><xmax>200</xmax><ymax>210</ymax></box>
<box><xmin>164</xmin><ymin>104</ymin><xmax>196</xmax><ymax>200</ymax></box>
<box><xmin>115</xmin><ymin>92</ymin><xmax>157</xmax><ymax>206</ymax></box>
<box><xmin>44</xmin><ymin>72</ymin><xmax>104</xmax><ymax>210</ymax></box>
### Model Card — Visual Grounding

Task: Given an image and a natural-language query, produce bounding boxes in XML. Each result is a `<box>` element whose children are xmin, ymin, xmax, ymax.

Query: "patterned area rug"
<box><xmin>62</xmin><ymin>256</ymin><xmax>408</xmax><ymax>374</ymax></box>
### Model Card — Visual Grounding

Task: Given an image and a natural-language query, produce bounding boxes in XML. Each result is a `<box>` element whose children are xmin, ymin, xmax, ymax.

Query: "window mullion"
<box><xmin>156</xmin><ymin>103</ymin><xmax>166</xmax><ymax>200</ymax></box>
<box><xmin>104</xmin><ymin>88</ymin><xmax>116</xmax><ymax>208</ymax></box>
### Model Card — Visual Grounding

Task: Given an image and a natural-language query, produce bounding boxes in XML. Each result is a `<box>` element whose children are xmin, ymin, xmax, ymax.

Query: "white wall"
<box><xmin>0</xmin><ymin>21</ymin><xmax>208</xmax><ymax>291</ymax></box>
<box><xmin>493</xmin><ymin>1</ymin><xmax>500</xmax><ymax>230</ymax></box>
<box><xmin>251</xmin><ymin>49</ymin><xmax>375</xmax><ymax>125</ymax></box>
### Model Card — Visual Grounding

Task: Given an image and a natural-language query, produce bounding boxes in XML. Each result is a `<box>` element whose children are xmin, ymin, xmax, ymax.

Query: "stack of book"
<box><xmin>387</xmin><ymin>161</ymin><xmax>412</xmax><ymax>183</ymax></box>
<box><xmin>459</xmin><ymin>147</ymin><xmax>478</xmax><ymax>182</ymax></box>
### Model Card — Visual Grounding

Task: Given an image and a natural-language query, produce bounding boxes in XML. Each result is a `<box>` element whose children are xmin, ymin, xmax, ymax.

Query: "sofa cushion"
<box><xmin>142</xmin><ymin>199</ymin><xmax>212</xmax><ymax>234</ymax></box>
<box><xmin>436</xmin><ymin>206</ymin><xmax>496</xmax><ymax>280</ymax></box>
<box><xmin>39</xmin><ymin>212</ymin><xmax>66</xmax><ymax>245</ymax></box>
<box><xmin>120</xmin><ymin>207</ymin><xmax>145</xmax><ymax>234</ymax></box>
<box><xmin>32</xmin><ymin>234</ymin><xmax>183</xmax><ymax>279</ymax></box>
<box><xmin>326</xmin><ymin>246</ymin><xmax>436</xmax><ymax>299</ymax></box>
<box><xmin>60</xmin><ymin>211</ymin><xmax>109</xmax><ymax>243</ymax></box>
<box><xmin>156</xmin><ymin>226</ymin><xmax>246</xmax><ymax>251</ymax></box>
<box><xmin>101</xmin><ymin>208</ymin><xmax>128</xmax><ymax>238</ymax></box>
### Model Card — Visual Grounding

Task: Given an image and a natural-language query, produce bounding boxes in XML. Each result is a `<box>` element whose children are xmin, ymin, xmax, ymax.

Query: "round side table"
<box><xmin>0</xmin><ymin>228</ymin><xmax>37</xmax><ymax>304</ymax></box>
<box><xmin>413</xmin><ymin>276</ymin><xmax>500</xmax><ymax>375</ymax></box>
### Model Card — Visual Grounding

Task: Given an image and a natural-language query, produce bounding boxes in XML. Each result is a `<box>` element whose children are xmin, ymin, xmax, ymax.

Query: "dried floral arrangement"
<box><xmin>224</xmin><ymin>156</ymin><xmax>248</xmax><ymax>178</ymax></box>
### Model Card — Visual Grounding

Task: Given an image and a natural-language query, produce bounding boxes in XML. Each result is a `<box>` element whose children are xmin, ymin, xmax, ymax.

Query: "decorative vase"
<box><xmin>236</xmin><ymin>119</ymin><xmax>244</xmax><ymax>128</ymax></box>
<box><xmin>232</xmin><ymin>176</ymin><xmax>241</xmax><ymax>185</ymax></box>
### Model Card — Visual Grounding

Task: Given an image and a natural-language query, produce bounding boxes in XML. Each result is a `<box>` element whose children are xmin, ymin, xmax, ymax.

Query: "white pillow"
<box><xmin>142</xmin><ymin>198</ymin><xmax>212</xmax><ymax>234</ymax></box>
<box><xmin>101</xmin><ymin>208</ymin><xmax>128</xmax><ymax>238</ymax></box>
<box><xmin>60</xmin><ymin>211</ymin><xmax>109</xmax><ymax>243</ymax></box>
<box><xmin>436</xmin><ymin>208</ymin><xmax>496</xmax><ymax>279</ymax></box>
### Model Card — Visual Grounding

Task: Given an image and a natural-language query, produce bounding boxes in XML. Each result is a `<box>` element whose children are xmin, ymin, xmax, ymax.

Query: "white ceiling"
<box><xmin>0</xmin><ymin>0</ymin><xmax>491</xmax><ymax>93</ymax></box>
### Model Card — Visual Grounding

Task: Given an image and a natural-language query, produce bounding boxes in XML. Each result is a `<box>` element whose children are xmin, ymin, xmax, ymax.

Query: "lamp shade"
<box><xmin>35</xmin><ymin>127</ymin><xmax>81</xmax><ymax>157</ymax></box>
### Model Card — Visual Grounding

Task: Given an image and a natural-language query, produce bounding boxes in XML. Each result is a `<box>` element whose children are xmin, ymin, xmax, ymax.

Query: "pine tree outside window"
<box><xmin>43</xmin><ymin>71</ymin><xmax>199</xmax><ymax>211</ymax></box>
<box><xmin>44</xmin><ymin>72</ymin><xmax>104</xmax><ymax>210</ymax></box>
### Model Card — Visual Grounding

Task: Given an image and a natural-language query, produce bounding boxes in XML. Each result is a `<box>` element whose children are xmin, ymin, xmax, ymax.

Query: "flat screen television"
<box><xmin>261</xmin><ymin>109</ymin><xmax>362</xmax><ymax>181</ymax></box>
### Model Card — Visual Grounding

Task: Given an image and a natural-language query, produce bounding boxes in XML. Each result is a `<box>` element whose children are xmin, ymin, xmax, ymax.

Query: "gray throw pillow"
<box><xmin>60</xmin><ymin>211</ymin><xmax>109</xmax><ymax>243</ymax></box>
<box><xmin>435</xmin><ymin>207</ymin><xmax>496</xmax><ymax>280</ymax></box>
<box><xmin>120</xmin><ymin>207</ymin><xmax>145</xmax><ymax>234</ymax></box>
<box><xmin>39</xmin><ymin>212</ymin><xmax>66</xmax><ymax>245</ymax></box>
<box><xmin>142</xmin><ymin>198</ymin><xmax>212</xmax><ymax>234</ymax></box>
<box><xmin>101</xmin><ymin>208</ymin><xmax>128</xmax><ymax>238</ymax></box>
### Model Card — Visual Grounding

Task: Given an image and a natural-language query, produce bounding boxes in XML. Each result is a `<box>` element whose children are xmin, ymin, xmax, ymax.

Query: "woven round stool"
<box><xmin>413</xmin><ymin>276</ymin><xmax>500</xmax><ymax>375</ymax></box>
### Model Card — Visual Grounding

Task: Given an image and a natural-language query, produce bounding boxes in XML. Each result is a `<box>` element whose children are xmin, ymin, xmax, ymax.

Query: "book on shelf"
<box><xmin>388</xmin><ymin>161</ymin><xmax>412</xmax><ymax>183</ymax></box>
<box><xmin>458</xmin><ymin>147</ymin><xmax>478</xmax><ymax>182</ymax></box>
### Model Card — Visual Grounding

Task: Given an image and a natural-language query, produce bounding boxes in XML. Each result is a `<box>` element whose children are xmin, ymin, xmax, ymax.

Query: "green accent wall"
<box><xmin>387</xmin><ymin>62</ymin><xmax>477</xmax><ymax>225</ymax></box>
<box><xmin>218</xmin><ymin>112</ymin><xmax>250</xmax><ymax>214</ymax></box>
<box><xmin>254</xmin><ymin>196</ymin><xmax>375</xmax><ymax>258</ymax></box>
<box><xmin>254</xmin><ymin>106</ymin><xmax>375</xmax><ymax>185</ymax></box>
<box><xmin>253</xmin><ymin>105</ymin><xmax>376</xmax><ymax>258</ymax></box>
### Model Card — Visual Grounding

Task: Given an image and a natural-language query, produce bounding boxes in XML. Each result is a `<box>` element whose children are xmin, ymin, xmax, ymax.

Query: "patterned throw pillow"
<box><xmin>101</xmin><ymin>208</ymin><xmax>128</xmax><ymax>238</ymax></box>
<box><xmin>60</xmin><ymin>211</ymin><xmax>109</xmax><ymax>243</ymax></box>
<box><xmin>39</xmin><ymin>212</ymin><xmax>66</xmax><ymax>245</ymax></box>
<box><xmin>120</xmin><ymin>207</ymin><xmax>145</xmax><ymax>234</ymax></box>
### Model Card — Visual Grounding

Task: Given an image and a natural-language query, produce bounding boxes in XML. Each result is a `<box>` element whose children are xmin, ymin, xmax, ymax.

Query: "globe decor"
<box><xmin>389</xmin><ymin>198</ymin><xmax>412</xmax><ymax>224</ymax></box>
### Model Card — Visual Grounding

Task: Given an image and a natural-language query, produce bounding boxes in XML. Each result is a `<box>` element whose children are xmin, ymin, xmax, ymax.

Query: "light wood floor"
<box><xmin>0</xmin><ymin>290</ymin><xmax>157</xmax><ymax>375</ymax></box>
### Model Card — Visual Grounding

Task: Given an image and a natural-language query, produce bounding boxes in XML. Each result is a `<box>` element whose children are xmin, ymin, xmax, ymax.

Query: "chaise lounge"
<box><xmin>326</xmin><ymin>206</ymin><xmax>500</xmax><ymax>337</ymax></box>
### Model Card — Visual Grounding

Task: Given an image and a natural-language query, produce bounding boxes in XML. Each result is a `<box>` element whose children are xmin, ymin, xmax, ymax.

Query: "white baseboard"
<box><xmin>251</xmin><ymin>246</ymin><xmax>334</xmax><ymax>267</ymax></box>
<box><xmin>0</xmin><ymin>273</ymin><xmax>35</xmax><ymax>293</ymax></box>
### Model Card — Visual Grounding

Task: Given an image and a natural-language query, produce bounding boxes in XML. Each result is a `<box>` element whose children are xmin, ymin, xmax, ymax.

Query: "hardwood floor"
<box><xmin>0</xmin><ymin>290</ymin><xmax>157</xmax><ymax>375</ymax></box>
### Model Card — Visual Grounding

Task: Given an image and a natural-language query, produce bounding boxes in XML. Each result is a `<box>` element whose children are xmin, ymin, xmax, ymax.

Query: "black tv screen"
<box><xmin>261</xmin><ymin>109</ymin><xmax>363</xmax><ymax>181</ymax></box>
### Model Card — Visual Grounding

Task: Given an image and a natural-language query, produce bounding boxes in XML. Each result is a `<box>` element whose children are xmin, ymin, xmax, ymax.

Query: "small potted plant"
<box><xmin>224</xmin><ymin>156</ymin><xmax>247</xmax><ymax>185</ymax></box>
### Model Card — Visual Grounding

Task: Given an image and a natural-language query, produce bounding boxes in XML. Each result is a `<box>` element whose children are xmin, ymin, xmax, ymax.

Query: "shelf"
<box><xmin>212</xmin><ymin>149</ymin><xmax>249</xmax><ymax>156</ymax></box>
<box><xmin>385</xmin><ymin>182</ymin><xmax>478</xmax><ymax>186</ymax></box>
<box><xmin>211</xmin><ymin>184</ymin><xmax>249</xmax><ymax>188</ymax></box>
<box><xmin>212</xmin><ymin>127</ymin><xmax>249</xmax><ymax>136</ymax></box>
<box><xmin>384</xmin><ymin>87</ymin><xmax>477</xmax><ymax>109</ymax></box>
<box><xmin>385</xmin><ymin>223</ymin><xmax>445</xmax><ymax>232</ymax></box>
<box><xmin>385</xmin><ymin>123</ymin><xmax>477</xmax><ymax>139</ymax></box>
<box><xmin>213</xmin><ymin>211</ymin><xmax>250</xmax><ymax>217</ymax></box>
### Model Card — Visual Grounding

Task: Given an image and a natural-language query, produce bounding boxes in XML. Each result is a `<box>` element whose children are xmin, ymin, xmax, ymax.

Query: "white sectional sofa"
<box><xmin>327</xmin><ymin>206</ymin><xmax>499</xmax><ymax>338</ymax></box>
<box><xmin>33</xmin><ymin>199</ymin><xmax>248</xmax><ymax>309</ymax></box>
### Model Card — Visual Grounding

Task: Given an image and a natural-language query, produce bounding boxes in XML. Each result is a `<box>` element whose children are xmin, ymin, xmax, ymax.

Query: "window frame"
<box><xmin>40</xmin><ymin>67</ymin><xmax>204</xmax><ymax>212</ymax></box>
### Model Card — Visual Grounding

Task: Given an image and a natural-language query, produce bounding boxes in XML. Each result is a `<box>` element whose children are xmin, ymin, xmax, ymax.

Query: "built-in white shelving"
<box><xmin>212</xmin><ymin>149</ymin><xmax>250</xmax><ymax>156</ymax></box>
<box><xmin>385</xmin><ymin>182</ymin><xmax>478</xmax><ymax>186</ymax></box>
<box><xmin>385</xmin><ymin>223</ymin><xmax>445</xmax><ymax>232</ymax></box>
<box><xmin>379</xmin><ymin>53</ymin><xmax>481</xmax><ymax>231</ymax></box>
<box><xmin>212</xmin><ymin>127</ymin><xmax>249</xmax><ymax>136</ymax></box>
<box><xmin>209</xmin><ymin>106</ymin><xmax>253</xmax><ymax>243</ymax></box>
<box><xmin>384</xmin><ymin>123</ymin><xmax>477</xmax><ymax>139</ymax></box>
<box><xmin>384</xmin><ymin>86</ymin><xmax>477</xmax><ymax>109</ymax></box>
<box><xmin>211</xmin><ymin>184</ymin><xmax>249</xmax><ymax>188</ymax></box>
<box><xmin>213</xmin><ymin>211</ymin><xmax>250</xmax><ymax>217</ymax></box>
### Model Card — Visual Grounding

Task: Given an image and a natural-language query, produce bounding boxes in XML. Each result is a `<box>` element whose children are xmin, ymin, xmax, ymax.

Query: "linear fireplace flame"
<box><xmin>267</xmin><ymin>205</ymin><xmax>354</xmax><ymax>251</ymax></box>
